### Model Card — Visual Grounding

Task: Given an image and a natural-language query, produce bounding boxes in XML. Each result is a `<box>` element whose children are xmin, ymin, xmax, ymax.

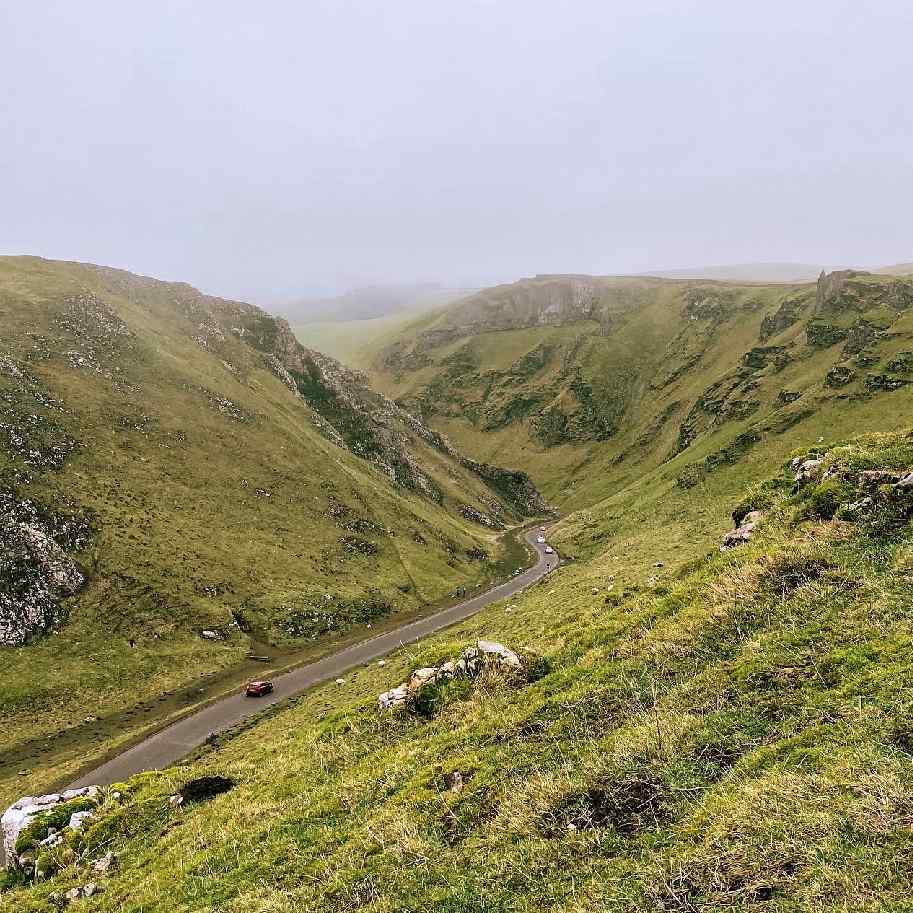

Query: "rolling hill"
<box><xmin>5</xmin><ymin>262</ymin><xmax>913</xmax><ymax>912</ymax></box>
<box><xmin>372</xmin><ymin>270</ymin><xmax>913</xmax><ymax>511</ymax></box>
<box><xmin>5</xmin><ymin>425</ymin><xmax>913</xmax><ymax>911</ymax></box>
<box><xmin>0</xmin><ymin>256</ymin><xmax>546</xmax><ymax>798</ymax></box>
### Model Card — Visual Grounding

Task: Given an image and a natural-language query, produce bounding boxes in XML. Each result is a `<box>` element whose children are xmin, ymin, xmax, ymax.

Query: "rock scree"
<box><xmin>378</xmin><ymin>639</ymin><xmax>524</xmax><ymax>711</ymax></box>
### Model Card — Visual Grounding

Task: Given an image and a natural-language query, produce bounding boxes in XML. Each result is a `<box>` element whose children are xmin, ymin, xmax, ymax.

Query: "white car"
<box><xmin>536</xmin><ymin>535</ymin><xmax>545</xmax><ymax>543</ymax></box>
<box><xmin>545</xmin><ymin>546</ymin><xmax>554</xmax><ymax>554</ymax></box>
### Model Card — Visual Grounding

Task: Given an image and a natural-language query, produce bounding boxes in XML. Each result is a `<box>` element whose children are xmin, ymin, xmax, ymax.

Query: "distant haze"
<box><xmin>278</xmin><ymin>283</ymin><xmax>472</xmax><ymax>323</ymax></box>
<box><xmin>2</xmin><ymin>1</ymin><xmax>912</xmax><ymax>303</ymax></box>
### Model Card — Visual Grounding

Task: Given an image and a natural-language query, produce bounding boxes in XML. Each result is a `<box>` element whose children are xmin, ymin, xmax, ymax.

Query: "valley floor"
<box><xmin>0</xmin><ymin>523</ymin><xmax>535</xmax><ymax>812</ymax></box>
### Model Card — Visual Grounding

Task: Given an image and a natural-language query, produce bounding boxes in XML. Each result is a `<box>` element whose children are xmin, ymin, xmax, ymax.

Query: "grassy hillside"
<box><xmin>293</xmin><ymin>305</ymin><xmax>447</xmax><ymax>372</ymax></box>
<box><xmin>373</xmin><ymin>271</ymin><xmax>913</xmax><ymax>511</ymax></box>
<box><xmin>877</xmin><ymin>262</ymin><xmax>913</xmax><ymax>277</ymax></box>
<box><xmin>6</xmin><ymin>428</ymin><xmax>913</xmax><ymax>911</ymax></box>
<box><xmin>0</xmin><ymin>257</ymin><xmax>545</xmax><ymax>800</ymax></box>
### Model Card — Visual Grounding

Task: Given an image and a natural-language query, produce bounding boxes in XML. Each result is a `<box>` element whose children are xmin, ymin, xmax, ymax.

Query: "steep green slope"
<box><xmin>6</xmin><ymin>429</ymin><xmax>913</xmax><ymax>911</ymax></box>
<box><xmin>0</xmin><ymin>257</ymin><xmax>545</xmax><ymax>796</ymax></box>
<box><xmin>374</xmin><ymin>271</ymin><xmax>913</xmax><ymax>510</ymax></box>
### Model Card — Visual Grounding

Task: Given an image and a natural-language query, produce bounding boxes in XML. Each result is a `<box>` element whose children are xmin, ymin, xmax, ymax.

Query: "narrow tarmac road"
<box><xmin>66</xmin><ymin>527</ymin><xmax>557</xmax><ymax>789</ymax></box>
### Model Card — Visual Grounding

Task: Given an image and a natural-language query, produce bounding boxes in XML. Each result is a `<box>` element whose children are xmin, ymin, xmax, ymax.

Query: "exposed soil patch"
<box><xmin>761</xmin><ymin>556</ymin><xmax>834</xmax><ymax>599</ymax></box>
<box><xmin>542</xmin><ymin>776</ymin><xmax>671</xmax><ymax>837</ymax></box>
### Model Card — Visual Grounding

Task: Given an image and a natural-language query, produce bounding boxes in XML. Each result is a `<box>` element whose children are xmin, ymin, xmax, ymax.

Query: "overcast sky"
<box><xmin>2</xmin><ymin>1</ymin><xmax>912</xmax><ymax>301</ymax></box>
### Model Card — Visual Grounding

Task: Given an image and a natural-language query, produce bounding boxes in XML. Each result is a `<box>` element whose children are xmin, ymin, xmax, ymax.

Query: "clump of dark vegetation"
<box><xmin>519</xmin><ymin>650</ymin><xmax>553</xmax><ymax>682</ymax></box>
<box><xmin>339</xmin><ymin>535</ymin><xmax>379</xmax><ymax>557</ymax></box>
<box><xmin>675</xmin><ymin>463</ymin><xmax>706</xmax><ymax>489</ymax></box>
<box><xmin>795</xmin><ymin>479</ymin><xmax>855</xmax><ymax>520</ymax></box>
<box><xmin>731</xmin><ymin>478</ymin><xmax>786</xmax><ymax>525</ymax></box>
<box><xmin>759</xmin><ymin>294</ymin><xmax>808</xmax><ymax>340</ymax></box>
<box><xmin>886</xmin><ymin>352</ymin><xmax>913</xmax><ymax>373</ymax></box>
<box><xmin>760</xmin><ymin>554</ymin><xmax>833</xmax><ymax>599</ymax></box>
<box><xmin>279</xmin><ymin>596</ymin><xmax>392</xmax><ymax>639</ymax></box>
<box><xmin>676</xmin><ymin>430</ymin><xmax>764</xmax><ymax>488</ymax></box>
<box><xmin>409</xmin><ymin>675</ymin><xmax>473</xmax><ymax>720</ymax></box>
<box><xmin>542</xmin><ymin>776</ymin><xmax>672</xmax><ymax>837</ymax></box>
<box><xmin>179</xmin><ymin>775</ymin><xmax>235</xmax><ymax>804</ymax></box>
<box><xmin>705</xmin><ymin>430</ymin><xmax>762</xmax><ymax>470</ymax></box>
<box><xmin>806</xmin><ymin>321</ymin><xmax>849</xmax><ymax>347</ymax></box>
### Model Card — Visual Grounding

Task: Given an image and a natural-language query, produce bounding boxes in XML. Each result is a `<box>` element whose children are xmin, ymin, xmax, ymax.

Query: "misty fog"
<box><xmin>2</xmin><ymin>0</ymin><xmax>912</xmax><ymax>304</ymax></box>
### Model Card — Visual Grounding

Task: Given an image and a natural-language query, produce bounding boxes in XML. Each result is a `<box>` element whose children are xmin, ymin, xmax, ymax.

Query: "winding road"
<box><xmin>66</xmin><ymin>527</ymin><xmax>557</xmax><ymax>789</ymax></box>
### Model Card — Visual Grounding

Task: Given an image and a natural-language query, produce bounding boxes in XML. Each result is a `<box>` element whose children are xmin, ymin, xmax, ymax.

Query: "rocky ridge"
<box><xmin>195</xmin><ymin>298</ymin><xmax>550</xmax><ymax>519</ymax></box>
<box><xmin>0</xmin><ymin>258</ymin><xmax>549</xmax><ymax>652</ymax></box>
<box><xmin>374</xmin><ymin>269</ymin><xmax>913</xmax><ymax>507</ymax></box>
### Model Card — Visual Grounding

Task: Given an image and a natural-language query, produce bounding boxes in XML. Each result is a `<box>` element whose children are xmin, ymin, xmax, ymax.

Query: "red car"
<box><xmin>245</xmin><ymin>680</ymin><xmax>274</xmax><ymax>697</ymax></box>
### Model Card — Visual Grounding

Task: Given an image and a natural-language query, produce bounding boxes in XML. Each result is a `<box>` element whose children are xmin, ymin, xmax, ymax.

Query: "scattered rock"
<box><xmin>792</xmin><ymin>458</ymin><xmax>824</xmax><ymax>490</ymax></box>
<box><xmin>825</xmin><ymin>364</ymin><xmax>855</xmax><ymax>388</ymax></box>
<box><xmin>68</xmin><ymin>810</ymin><xmax>94</xmax><ymax>831</ymax></box>
<box><xmin>839</xmin><ymin>496</ymin><xmax>873</xmax><ymax>519</ymax></box>
<box><xmin>407</xmin><ymin>668</ymin><xmax>439</xmax><ymax>695</ymax></box>
<box><xmin>742</xmin><ymin>346</ymin><xmax>790</xmax><ymax>370</ymax></box>
<box><xmin>720</xmin><ymin>511</ymin><xmax>763</xmax><ymax>552</ymax></box>
<box><xmin>865</xmin><ymin>373</ymin><xmax>910</xmax><ymax>392</ymax></box>
<box><xmin>378</xmin><ymin>640</ymin><xmax>524</xmax><ymax>711</ymax></box>
<box><xmin>460</xmin><ymin>640</ymin><xmax>522</xmax><ymax>677</ymax></box>
<box><xmin>377</xmin><ymin>683</ymin><xmax>409</xmax><ymax>710</ymax></box>
<box><xmin>444</xmin><ymin>771</ymin><xmax>464</xmax><ymax>794</ymax></box>
<box><xmin>0</xmin><ymin>489</ymin><xmax>91</xmax><ymax>645</ymax></box>
<box><xmin>859</xmin><ymin>470</ymin><xmax>901</xmax><ymax>487</ymax></box>
<box><xmin>2</xmin><ymin>786</ymin><xmax>99</xmax><ymax>867</ymax></box>
<box><xmin>842</xmin><ymin>319</ymin><xmax>883</xmax><ymax>356</ymax></box>
<box><xmin>61</xmin><ymin>882</ymin><xmax>100</xmax><ymax>902</ymax></box>
<box><xmin>92</xmin><ymin>851</ymin><xmax>116</xmax><ymax>873</ymax></box>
